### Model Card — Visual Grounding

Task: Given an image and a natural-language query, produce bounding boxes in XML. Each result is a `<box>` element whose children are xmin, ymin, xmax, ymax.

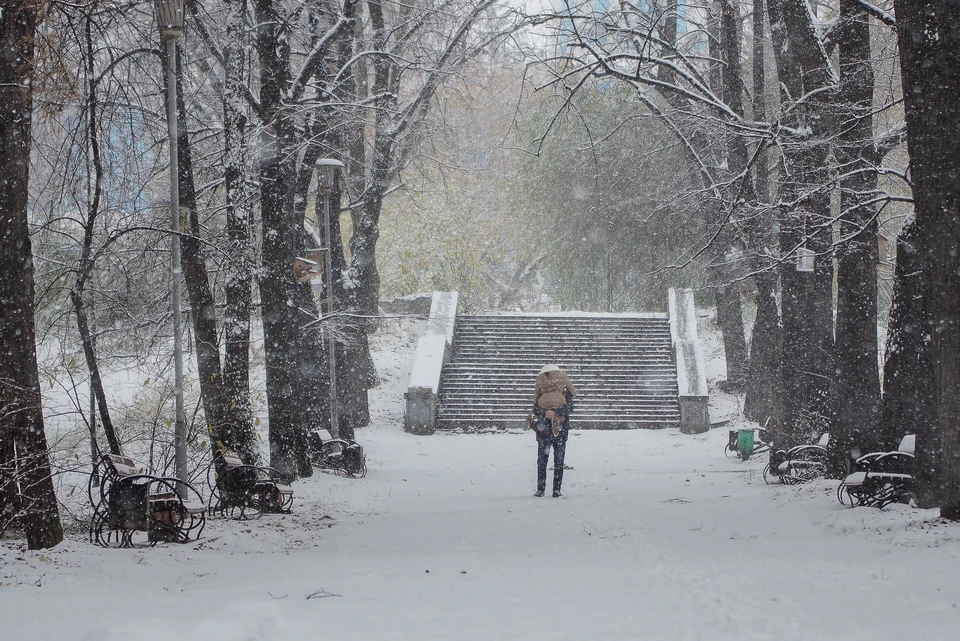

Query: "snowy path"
<box><xmin>4</xmin><ymin>425</ymin><xmax>960</xmax><ymax>641</ymax></box>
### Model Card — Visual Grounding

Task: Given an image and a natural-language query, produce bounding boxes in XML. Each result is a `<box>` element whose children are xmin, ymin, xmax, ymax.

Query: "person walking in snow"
<box><xmin>531</xmin><ymin>363</ymin><xmax>577</xmax><ymax>497</ymax></box>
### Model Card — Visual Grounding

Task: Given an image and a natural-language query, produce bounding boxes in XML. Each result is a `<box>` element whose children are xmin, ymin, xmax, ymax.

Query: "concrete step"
<box><xmin>455</xmin><ymin>329</ymin><xmax>671</xmax><ymax>335</ymax></box>
<box><xmin>454</xmin><ymin>330</ymin><xmax>672</xmax><ymax>338</ymax></box>
<box><xmin>456</xmin><ymin>315</ymin><xmax>668</xmax><ymax>321</ymax></box>
<box><xmin>453</xmin><ymin>334</ymin><xmax>671</xmax><ymax>342</ymax></box>
<box><xmin>455</xmin><ymin>319</ymin><xmax>669</xmax><ymax>328</ymax></box>
<box><xmin>439</xmin><ymin>376</ymin><xmax>679</xmax><ymax>385</ymax></box>
<box><xmin>448</xmin><ymin>357</ymin><xmax>674</xmax><ymax>366</ymax></box>
<box><xmin>441</xmin><ymin>381</ymin><xmax>677</xmax><ymax>390</ymax></box>
<box><xmin>454</xmin><ymin>345</ymin><xmax>671</xmax><ymax>350</ymax></box>
<box><xmin>452</xmin><ymin>343</ymin><xmax>672</xmax><ymax>351</ymax></box>
<box><xmin>439</xmin><ymin>388</ymin><xmax>678</xmax><ymax>396</ymax></box>
<box><xmin>436</xmin><ymin>409</ymin><xmax>680</xmax><ymax>419</ymax></box>
<box><xmin>440</xmin><ymin>371</ymin><xmax>678</xmax><ymax>378</ymax></box>
<box><xmin>440</xmin><ymin>389</ymin><xmax>678</xmax><ymax>397</ymax></box>
<box><xmin>442</xmin><ymin>370</ymin><xmax>677</xmax><ymax>377</ymax></box>
<box><xmin>440</xmin><ymin>376</ymin><xmax>679</xmax><ymax>383</ymax></box>
<box><xmin>439</xmin><ymin>406</ymin><xmax>680</xmax><ymax>415</ymax></box>
<box><xmin>454</xmin><ymin>323</ymin><xmax>670</xmax><ymax>333</ymax></box>
<box><xmin>456</xmin><ymin>324</ymin><xmax>670</xmax><ymax>330</ymax></box>
<box><xmin>441</xmin><ymin>390</ymin><xmax>678</xmax><ymax>398</ymax></box>
<box><xmin>436</xmin><ymin>413</ymin><xmax>680</xmax><ymax>423</ymax></box>
<box><xmin>440</xmin><ymin>397</ymin><xmax>680</xmax><ymax>406</ymax></box>
<box><xmin>439</xmin><ymin>388</ymin><xmax>680</xmax><ymax>400</ymax></box>
<box><xmin>455</xmin><ymin>344</ymin><xmax>671</xmax><ymax>351</ymax></box>
<box><xmin>439</xmin><ymin>382</ymin><xmax>679</xmax><ymax>391</ymax></box>
<box><xmin>442</xmin><ymin>362</ymin><xmax>677</xmax><ymax>370</ymax></box>
<box><xmin>436</xmin><ymin>313</ymin><xmax>679</xmax><ymax>431</ymax></box>
<box><xmin>435</xmin><ymin>420</ymin><xmax>680</xmax><ymax>430</ymax></box>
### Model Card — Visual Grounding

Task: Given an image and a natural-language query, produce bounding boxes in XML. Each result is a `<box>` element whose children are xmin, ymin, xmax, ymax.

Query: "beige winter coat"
<box><xmin>534</xmin><ymin>370</ymin><xmax>577</xmax><ymax>410</ymax></box>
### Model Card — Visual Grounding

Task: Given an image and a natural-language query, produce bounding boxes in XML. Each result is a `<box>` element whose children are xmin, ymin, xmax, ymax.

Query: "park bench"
<box><xmin>308</xmin><ymin>429</ymin><xmax>367</xmax><ymax>478</ymax></box>
<box><xmin>837</xmin><ymin>435</ymin><xmax>915</xmax><ymax>509</ymax></box>
<box><xmin>763</xmin><ymin>433</ymin><xmax>830</xmax><ymax>485</ymax></box>
<box><xmin>88</xmin><ymin>453</ymin><xmax>206</xmax><ymax>548</ymax></box>
<box><xmin>208</xmin><ymin>450</ymin><xmax>294</xmax><ymax>518</ymax></box>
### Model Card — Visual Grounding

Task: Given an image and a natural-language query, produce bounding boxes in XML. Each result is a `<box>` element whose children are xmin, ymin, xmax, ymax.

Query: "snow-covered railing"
<box><xmin>404</xmin><ymin>292</ymin><xmax>458</xmax><ymax>435</ymax></box>
<box><xmin>668</xmin><ymin>288</ymin><xmax>710</xmax><ymax>434</ymax></box>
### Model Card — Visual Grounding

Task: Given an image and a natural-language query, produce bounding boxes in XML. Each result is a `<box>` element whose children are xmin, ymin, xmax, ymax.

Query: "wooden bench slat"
<box><xmin>867</xmin><ymin>472</ymin><xmax>912</xmax><ymax>481</ymax></box>
<box><xmin>105</xmin><ymin>454</ymin><xmax>139</xmax><ymax>477</ymax></box>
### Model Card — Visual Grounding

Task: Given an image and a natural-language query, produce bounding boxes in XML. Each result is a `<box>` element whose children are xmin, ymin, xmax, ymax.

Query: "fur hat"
<box><xmin>539</xmin><ymin>363</ymin><xmax>561</xmax><ymax>374</ymax></box>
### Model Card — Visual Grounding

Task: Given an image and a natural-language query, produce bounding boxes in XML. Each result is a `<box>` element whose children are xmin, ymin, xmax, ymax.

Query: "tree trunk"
<box><xmin>332</xmin><ymin>0</ymin><xmax>393</xmax><ymax>437</ymax></box>
<box><xmin>743</xmin><ymin>272</ymin><xmax>782</xmax><ymax>428</ymax></box>
<box><xmin>333</xmin><ymin>0</ymin><xmax>371</xmax><ymax>437</ymax></box>
<box><xmin>741</xmin><ymin>0</ymin><xmax>780</xmax><ymax>428</ymax></box>
<box><xmin>254</xmin><ymin>0</ymin><xmax>311</xmax><ymax>478</ymax></box>
<box><xmin>345</xmin><ymin>0</ymin><xmax>391</xmax><ymax>319</ymax></box>
<box><xmin>221</xmin><ymin>0</ymin><xmax>258</xmax><ymax>462</ymax></box>
<box><xmin>328</xmin><ymin>185</ymin><xmax>369</xmax><ymax>439</ymax></box>
<box><xmin>893</xmin><ymin>0</ymin><xmax>960</xmax><ymax>518</ymax></box>
<box><xmin>715</xmin><ymin>285</ymin><xmax>748</xmax><ymax>387</ymax></box>
<box><xmin>289</xmin><ymin>114</ymin><xmax>328</xmax><ymax>444</ymax></box>
<box><xmin>712</xmin><ymin>0</ymin><xmax>750</xmax><ymax>390</ymax></box>
<box><xmin>71</xmin><ymin>291</ymin><xmax>121</xmax><ymax>454</ymax></box>
<box><xmin>879</xmin><ymin>220</ymin><xmax>937</xmax><ymax>506</ymax></box>
<box><xmin>830</xmin><ymin>0</ymin><xmax>881</xmax><ymax>475</ymax></box>
<box><xmin>0</xmin><ymin>0</ymin><xmax>64</xmax><ymax>549</ymax></box>
<box><xmin>766</xmin><ymin>0</ymin><xmax>835</xmax><ymax>446</ymax></box>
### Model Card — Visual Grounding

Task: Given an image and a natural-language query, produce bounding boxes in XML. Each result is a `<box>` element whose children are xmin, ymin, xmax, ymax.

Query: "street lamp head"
<box><xmin>317</xmin><ymin>158</ymin><xmax>345</xmax><ymax>192</ymax></box>
<box><xmin>156</xmin><ymin>0</ymin><xmax>185</xmax><ymax>40</ymax></box>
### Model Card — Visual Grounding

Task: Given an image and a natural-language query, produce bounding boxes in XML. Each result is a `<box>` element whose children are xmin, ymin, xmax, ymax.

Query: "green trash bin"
<box><xmin>737</xmin><ymin>429</ymin><xmax>755</xmax><ymax>460</ymax></box>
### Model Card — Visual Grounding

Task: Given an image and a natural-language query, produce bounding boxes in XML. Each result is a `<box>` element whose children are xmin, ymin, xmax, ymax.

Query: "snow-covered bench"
<box><xmin>208</xmin><ymin>450</ymin><xmax>294</xmax><ymax>518</ymax></box>
<box><xmin>837</xmin><ymin>435</ymin><xmax>915</xmax><ymax>509</ymax></box>
<box><xmin>89</xmin><ymin>454</ymin><xmax>206</xmax><ymax>547</ymax></box>
<box><xmin>309</xmin><ymin>428</ymin><xmax>367</xmax><ymax>477</ymax></box>
<box><xmin>763</xmin><ymin>434</ymin><xmax>830</xmax><ymax>485</ymax></box>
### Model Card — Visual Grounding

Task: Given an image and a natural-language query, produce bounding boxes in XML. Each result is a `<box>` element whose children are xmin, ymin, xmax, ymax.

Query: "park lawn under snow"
<box><xmin>4</xmin><ymin>316</ymin><xmax>960</xmax><ymax>640</ymax></box>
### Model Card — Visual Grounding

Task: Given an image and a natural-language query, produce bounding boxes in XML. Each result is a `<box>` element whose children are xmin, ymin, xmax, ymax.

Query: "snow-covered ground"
<box><xmin>4</xmin><ymin>313</ymin><xmax>960</xmax><ymax>640</ymax></box>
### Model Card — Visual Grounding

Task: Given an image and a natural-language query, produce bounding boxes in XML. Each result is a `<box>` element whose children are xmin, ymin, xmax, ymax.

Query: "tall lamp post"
<box><xmin>317</xmin><ymin>159</ymin><xmax>344</xmax><ymax>437</ymax></box>
<box><xmin>156</xmin><ymin>0</ymin><xmax>187</xmax><ymax>486</ymax></box>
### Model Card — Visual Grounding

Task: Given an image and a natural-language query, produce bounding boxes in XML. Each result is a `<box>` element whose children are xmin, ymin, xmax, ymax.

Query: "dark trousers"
<box><xmin>537</xmin><ymin>433</ymin><xmax>567</xmax><ymax>493</ymax></box>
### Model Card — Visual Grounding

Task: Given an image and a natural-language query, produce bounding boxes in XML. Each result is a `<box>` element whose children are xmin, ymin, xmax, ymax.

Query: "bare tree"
<box><xmin>70</xmin><ymin>6</ymin><xmax>124</xmax><ymax>457</ymax></box>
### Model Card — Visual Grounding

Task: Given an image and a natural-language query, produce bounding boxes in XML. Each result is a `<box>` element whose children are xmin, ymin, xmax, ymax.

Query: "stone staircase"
<box><xmin>435</xmin><ymin>315</ymin><xmax>681</xmax><ymax>430</ymax></box>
